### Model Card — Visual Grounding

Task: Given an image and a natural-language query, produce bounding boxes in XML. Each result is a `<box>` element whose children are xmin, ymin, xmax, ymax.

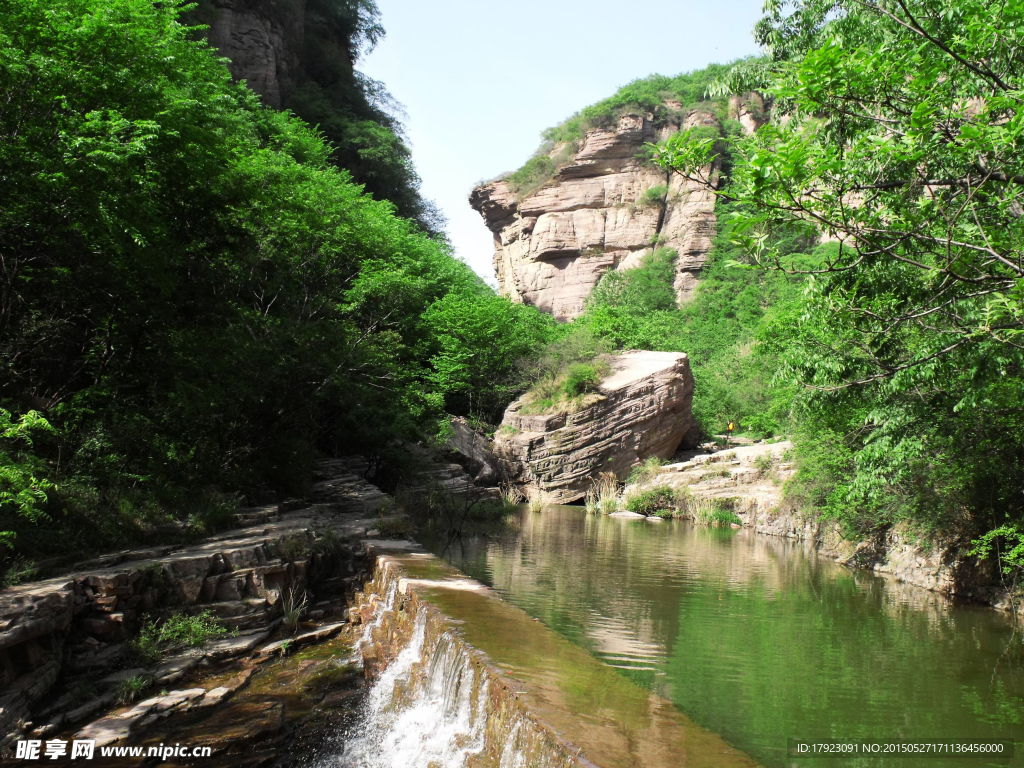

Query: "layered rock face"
<box><xmin>0</xmin><ymin>458</ymin><xmax>390</xmax><ymax>748</ymax></box>
<box><xmin>494</xmin><ymin>351</ymin><xmax>698</xmax><ymax>503</ymax></box>
<box><xmin>470</xmin><ymin>112</ymin><xmax>720</xmax><ymax>320</ymax></box>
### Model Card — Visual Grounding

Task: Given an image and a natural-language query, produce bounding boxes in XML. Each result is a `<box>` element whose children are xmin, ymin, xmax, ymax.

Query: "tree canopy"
<box><xmin>0</xmin><ymin>0</ymin><xmax>550</xmax><ymax>567</ymax></box>
<box><xmin>654</xmin><ymin>0</ymin><xmax>1024</xmax><ymax>551</ymax></box>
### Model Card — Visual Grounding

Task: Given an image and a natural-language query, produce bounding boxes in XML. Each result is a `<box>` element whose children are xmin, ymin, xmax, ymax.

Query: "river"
<box><xmin>420</xmin><ymin>506</ymin><xmax>1024</xmax><ymax>767</ymax></box>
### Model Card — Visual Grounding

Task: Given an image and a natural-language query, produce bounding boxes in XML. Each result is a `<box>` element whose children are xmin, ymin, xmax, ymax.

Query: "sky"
<box><xmin>360</xmin><ymin>0</ymin><xmax>765</xmax><ymax>284</ymax></box>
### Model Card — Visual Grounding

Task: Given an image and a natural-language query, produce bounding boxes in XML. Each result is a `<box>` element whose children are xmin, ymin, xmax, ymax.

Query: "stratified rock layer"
<box><xmin>494</xmin><ymin>351</ymin><xmax>697</xmax><ymax>503</ymax></box>
<box><xmin>470</xmin><ymin>112</ymin><xmax>719</xmax><ymax>320</ymax></box>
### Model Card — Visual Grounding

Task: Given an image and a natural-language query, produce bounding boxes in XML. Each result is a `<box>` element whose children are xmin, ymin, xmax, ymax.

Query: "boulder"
<box><xmin>493</xmin><ymin>351</ymin><xmax>697</xmax><ymax>503</ymax></box>
<box><xmin>446</xmin><ymin>417</ymin><xmax>500</xmax><ymax>486</ymax></box>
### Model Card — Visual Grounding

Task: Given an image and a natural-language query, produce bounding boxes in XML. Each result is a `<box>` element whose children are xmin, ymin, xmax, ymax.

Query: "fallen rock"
<box><xmin>204</xmin><ymin>626</ymin><xmax>275</xmax><ymax>661</ymax></box>
<box><xmin>447</xmin><ymin>417</ymin><xmax>500</xmax><ymax>486</ymax></box>
<box><xmin>494</xmin><ymin>351</ymin><xmax>697</xmax><ymax>503</ymax></box>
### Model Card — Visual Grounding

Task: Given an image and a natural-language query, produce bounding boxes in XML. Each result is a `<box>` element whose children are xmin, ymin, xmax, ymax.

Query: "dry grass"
<box><xmin>591</xmin><ymin>472</ymin><xmax>619</xmax><ymax>514</ymax></box>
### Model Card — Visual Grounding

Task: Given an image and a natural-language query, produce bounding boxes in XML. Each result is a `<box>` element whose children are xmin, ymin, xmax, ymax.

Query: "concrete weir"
<box><xmin>345</xmin><ymin>542</ymin><xmax>759</xmax><ymax>768</ymax></box>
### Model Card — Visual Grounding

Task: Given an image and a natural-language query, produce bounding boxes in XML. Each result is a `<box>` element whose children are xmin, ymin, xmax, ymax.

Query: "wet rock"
<box><xmin>204</xmin><ymin>627</ymin><xmax>273</xmax><ymax>661</ymax></box>
<box><xmin>188</xmin><ymin>699</ymin><xmax>285</xmax><ymax>750</ymax></box>
<box><xmin>257</xmin><ymin>622</ymin><xmax>346</xmax><ymax>657</ymax></box>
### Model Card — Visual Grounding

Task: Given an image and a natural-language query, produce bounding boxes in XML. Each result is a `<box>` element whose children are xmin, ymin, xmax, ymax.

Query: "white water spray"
<box><xmin>336</xmin><ymin>613</ymin><xmax>489</xmax><ymax>768</ymax></box>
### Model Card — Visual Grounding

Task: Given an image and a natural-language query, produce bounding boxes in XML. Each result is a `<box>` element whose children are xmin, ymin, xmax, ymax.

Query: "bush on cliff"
<box><xmin>0</xmin><ymin>0</ymin><xmax>549</xmax><ymax>572</ymax></box>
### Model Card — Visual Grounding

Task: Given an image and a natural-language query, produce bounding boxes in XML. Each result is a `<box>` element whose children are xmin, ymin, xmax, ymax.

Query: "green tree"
<box><xmin>0</xmin><ymin>0</ymin><xmax>547</xmax><ymax>566</ymax></box>
<box><xmin>655</xmin><ymin>0</ymin><xmax>1024</xmax><ymax>539</ymax></box>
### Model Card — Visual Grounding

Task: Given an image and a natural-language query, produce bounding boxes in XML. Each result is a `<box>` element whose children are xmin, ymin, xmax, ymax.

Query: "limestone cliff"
<box><xmin>494</xmin><ymin>351</ymin><xmax>698</xmax><ymax>503</ymax></box>
<box><xmin>471</xmin><ymin>111</ymin><xmax>727</xmax><ymax>321</ymax></box>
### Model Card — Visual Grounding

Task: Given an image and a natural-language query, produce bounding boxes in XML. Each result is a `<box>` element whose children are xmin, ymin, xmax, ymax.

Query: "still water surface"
<box><xmin>422</xmin><ymin>507</ymin><xmax>1024</xmax><ymax>767</ymax></box>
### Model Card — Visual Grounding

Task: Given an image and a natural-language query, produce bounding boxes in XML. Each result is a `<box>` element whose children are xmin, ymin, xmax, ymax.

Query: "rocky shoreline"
<box><xmin>636</xmin><ymin>441</ymin><xmax>1015</xmax><ymax>612</ymax></box>
<box><xmin>0</xmin><ymin>459</ymin><xmax>394</xmax><ymax>757</ymax></box>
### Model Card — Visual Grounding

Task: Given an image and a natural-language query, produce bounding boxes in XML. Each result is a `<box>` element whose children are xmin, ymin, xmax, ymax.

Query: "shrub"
<box><xmin>519</xmin><ymin>356</ymin><xmax>612</xmax><ymax>415</ymax></box>
<box><xmin>625</xmin><ymin>485</ymin><xmax>678</xmax><ymax>516</ymax></box>
<box><xmin>157</xmin><ymin>610</ymin><xmax>227</xmax><ymax>648</ymax></box>
<box><xmin>562</xmin><ymin>364</ymin><xmax>603</xmax><ymax>397</ymax></box>
<box><xmin>115</xmin><ymin>675</ymin><xmax>150</xmax><ymax>705</ymax></box>
<box><xmin>635</xmin><ymin>185</ymin><xmax>668</xmax><ymax>210</ymax></box>
<box><xmin>124</xmin><ymin>609</ymin><xmax>229</xmax><ymax>664</ymax></box>
<box><xmin>627</xmin><ymin>457</ymin><xmax>665</xmax><ymax>486</ymax></box>
<box><xmin>688</xmin><ymin>497</ymin><xmax>741</xmax><ymax>527</ymax></box>
<box><xmin>754</xmin><ymin>453</ymin><xmax>776</xmax><ymax>474</ymax></box>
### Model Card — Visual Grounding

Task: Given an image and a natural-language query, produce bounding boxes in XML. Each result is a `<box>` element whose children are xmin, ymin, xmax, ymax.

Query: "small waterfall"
<box><xmin>350</xmin><ymin>580</ymin><xmax>398</xmax><ymax>660</ymax></box>
<box><xmin>338</xmin><ymin>614</ymin><xmax>488</xmax><ymax>767</ymax></box>
<box><xmin>319</xmin><ymin>556</ymin><xmax>581</xmax><ymax>768</ymax></box>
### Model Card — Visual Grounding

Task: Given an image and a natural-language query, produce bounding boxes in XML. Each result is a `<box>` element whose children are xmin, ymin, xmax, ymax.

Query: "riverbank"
<box><xmin>0</xmin><ymin>459</ymin><xmax>395</xmax><ymax>755</ymax></box>
<box><xmin>631</xmin><ymin>441</ymin><xmax>1014</xmax><ymax>612</ymax></box>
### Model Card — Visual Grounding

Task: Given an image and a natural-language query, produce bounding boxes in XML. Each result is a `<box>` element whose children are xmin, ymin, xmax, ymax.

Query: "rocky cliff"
<box><xmin>471</xmin><ymin>112</ymin><xmax>717</xmax><ymax>320</ymax></box>
<box><xmin>200</xmin><ymin>0</ymin><xmax>306</xmax><ymax>109</ymax></box>
<box><xmin>494</xmin><ymin>351</ymin><xmax>698</xmax><ymax>503</ymax></box>
<box><xmin>196</xmin><ymin>0</ymin><xmax>433</xmax><ymax>224</ymax></box>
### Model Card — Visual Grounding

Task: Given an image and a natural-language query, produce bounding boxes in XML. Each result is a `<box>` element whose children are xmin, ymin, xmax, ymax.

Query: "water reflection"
<box><xmin>423</xmin><ymin>507</ymin><xmax>1024</xmax><ymax>767</ymax></box>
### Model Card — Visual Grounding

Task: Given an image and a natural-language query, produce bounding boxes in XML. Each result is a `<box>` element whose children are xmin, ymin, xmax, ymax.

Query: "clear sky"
<box><xmin>360</xmin><ymin>1</ymin><xmax>764</xmax><ymax>284</ymax></box>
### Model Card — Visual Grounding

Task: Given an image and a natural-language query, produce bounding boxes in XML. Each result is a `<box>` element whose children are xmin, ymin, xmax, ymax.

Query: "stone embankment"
<box><xmin>349</xmin><ymin>545</ymin><xmax>758</xmax><ymax>768</ymax></box>
<box><xmin>495</xmin><ymin>351</ymin><xmax>699</xmax><ymax>504</ymax></box>
<box><xmin>0</xmin><ymin>458</ymin><xmax>393</xmax><ymax>753</ymax></box>
<box><xmin>638</xmin><ymin>441</ymin><xmax>1012</xmax><ymax>610</ymax></box>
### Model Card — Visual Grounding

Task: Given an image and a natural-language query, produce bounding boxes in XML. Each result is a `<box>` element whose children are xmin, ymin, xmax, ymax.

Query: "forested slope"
<box><xmin>512</xmin><ymin>0</ymin><xmax>1024</xmax><ymax>575</ymax></box>
<box><xmin>0</xmin><ymin>0</ymin><xmax>552</xmax><ymax>577</ymax></box>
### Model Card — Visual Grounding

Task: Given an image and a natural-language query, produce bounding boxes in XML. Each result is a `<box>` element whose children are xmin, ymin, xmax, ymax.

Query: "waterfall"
<box><xmin>336</xmin><ymin>614</ymin><xmax>488</xmax><ymax>768</ymax></box>
<box><xmin>316</xmin><ymin>556</ymin><xmax>581</xmax><ymax>768</ymax></box>
<box><xmin>350</xmin><ymin>580</ymin><xmax>398</xmax><ymax>661</ymax></box>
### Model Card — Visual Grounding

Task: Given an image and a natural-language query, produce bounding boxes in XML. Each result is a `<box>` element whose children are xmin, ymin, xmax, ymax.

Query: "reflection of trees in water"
<box><xmin>436</xmin><ymin>508</ymin><xmax>1024</xmax><ymax>756</ymax></box>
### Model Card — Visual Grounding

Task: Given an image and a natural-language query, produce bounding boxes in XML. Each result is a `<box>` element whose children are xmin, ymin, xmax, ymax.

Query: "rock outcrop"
<box><xmin>203</xmin><ymin>0</ymin><xmax>305</xmax><ymax>109</ymax></box>
<box><xmin>470</xmin><ymin>112</ymin><xmax>720</xmax><ymax>320</ymax></box>
<box><xmin>445</xmin><ymin>417</ymin><xmax>500</xmax><ymax>486</ymax></box>
<box><xmin>494</xmin><ymin>351</ymin><xmax>698</xmax><ymax>503</ymax></box>
<box><xmin>643</xmin><ymin>442</ymin><xmax>1013</xmax><ymax>610</ymax></box>
<box><xmin>0</xmin><ymin>458</ymin><xmax>392</xmax><ymax>749</ymax></box>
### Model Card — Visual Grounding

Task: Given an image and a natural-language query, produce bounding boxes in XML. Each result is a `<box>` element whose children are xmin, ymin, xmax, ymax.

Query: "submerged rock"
<box><xmin>494</xmin><ymin>350</ymin><xmax>698</xmax><ymax>503</ymax></box>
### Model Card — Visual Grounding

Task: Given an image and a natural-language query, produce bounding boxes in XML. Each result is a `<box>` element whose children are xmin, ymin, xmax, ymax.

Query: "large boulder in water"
<box><xmin>494</xmin><ymin>350</ymin><xmax>698</xmax><ymax>503</ymax></box>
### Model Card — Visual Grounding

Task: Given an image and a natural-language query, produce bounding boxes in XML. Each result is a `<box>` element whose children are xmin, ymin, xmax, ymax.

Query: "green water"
<box><xmin>421</xmin><ymin>507</ymin><xmax>1024</xmax><ymax>767</ymax></box>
